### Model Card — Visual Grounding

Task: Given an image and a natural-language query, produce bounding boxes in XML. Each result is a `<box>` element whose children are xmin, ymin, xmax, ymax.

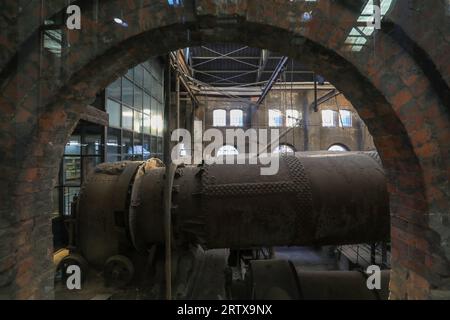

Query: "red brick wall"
<box><xmin>0</xmin><ymin>0</ymin><xmax>448</xmax><ymax>299</ymax></box>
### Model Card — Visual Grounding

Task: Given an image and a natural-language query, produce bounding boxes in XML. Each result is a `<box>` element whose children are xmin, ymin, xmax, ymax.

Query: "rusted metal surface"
<box><xmin>76</xmin><ymin>152</ymin><xmax>390</xmax><ymax>266</ymax></box>
<box><xmin>77</xmin><ymin>161</ymin><xmax>143</xmax><ymax>267</ymax></box>
<box><xmin>247</xmin><ymin>259</ymin><xmax>390</xmax><ymax>300</ymax></box>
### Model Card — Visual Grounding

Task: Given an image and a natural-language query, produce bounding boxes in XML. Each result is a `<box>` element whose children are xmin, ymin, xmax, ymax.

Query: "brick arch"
<box><xmin>0</xmin><ymin>0</ymin><xmax>448</xmax><ymax>299</ymax></box>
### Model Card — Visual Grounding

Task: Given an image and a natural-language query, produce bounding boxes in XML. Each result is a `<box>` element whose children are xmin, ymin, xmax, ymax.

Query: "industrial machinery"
<box><xmin>57</xmin><ymin>152</ymin><xmax>390</xmax><ymax>299</ymax></box>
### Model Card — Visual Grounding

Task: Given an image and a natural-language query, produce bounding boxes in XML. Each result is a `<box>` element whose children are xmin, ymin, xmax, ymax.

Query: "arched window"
<box><xmin>268</xmin><ymin>109</ymin><xmax>283</xmax><ymax>127</ymax></box>
<box><xmin>217</xmin><ymin>145</ymin><xmax>239</xmax><ymax>156</ymax></box>
<box><xmin>328</xmin><ymin>144</ymin><xmax>350</xmax><ymax>152</ymax></box>
<box><xmin>286</xmin><ymin>109</ymin><xmax>301</xmax><ymax>127</ymax></box>
<box><xmin>273</xmin><ymin>144</ymin><xmax>295</xmax><ymax>155</ymax></box>
<box><xmin>213</xmin><ymin>109</ymin><xmax>227</xmax><ymax>127</ymax></box>
<box><xmin>322</xmin><ymin>110</ymin><xmax>337</xmax><ymax>127</ymax></box>
<box><xmin>230</xmin><ymin>109</ymin><xmax>243</xmax><ymax>127</ymax></box>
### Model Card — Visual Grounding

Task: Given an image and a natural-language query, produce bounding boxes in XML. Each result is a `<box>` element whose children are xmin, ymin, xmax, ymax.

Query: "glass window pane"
<box><xmin>151</xmin><ymin>98</ymin><xmax>159</xmax><ymax>136</ymax></box>
<box><xmin>143</xmin><ymin>93</ymin><xmax>151</xmax><ymax>115</ymax></box>
<box><xmin>125</xmin><ymin>67</ymin><xmax>133</xmax><ymax>81</ymax></box>
<box><xmin>273</xmin><ymin>144</ymin><xmax>295</xmax><ymax>154</ymax></box>
<box><xmin>65</xmin><ymin>135</ymin><xmax>81</xmax><ymax>155</ymax></box>
<box><xmin>268</xmin><ymin>109</ymin><xmax>282</xmax><ymax>127</ymax></box>
<box><xmin>213</xmin><ymin>109</ymin><xmax>226</xmax><ymax>127</ymax></box>
<box><xmin>122</xmin><ymin>78</ymin><xmax>133</xmax><ymax>107</ymax></box>
<box><xmin>107</xmin><ymin>128</ymin><xmax>121</xmax><ymax>155</ymax></box>
<box><xmin>286</xmin><ymin>109</ymin><xmax>300</xmax><ymax>127</ymax></box>
<box><xmin>122</xmin><ymin>106</ymin><xmax>133</xmax><ymax>131</ymax></box>
<box><xmin>157</xmin><ymin>137</ymin><xmax>163</xmax><ymax>154</ymax></box>
<box><xmin>134</xmin><ymin>65</ymin><xmax>144</xmax><ymax>87</ymax></box>
<box><xmin>63</xmin><ymin>187</ymin><xmax>80</xmax><ymax>216</ymax></box>
<box><xmin>106</xmin><ymin>99</ymin><xmax>121</xmax><ymax>128</ymax></box>
<box><xmin>133</xmin><ymin>134</ymin><xmax>143</xmax><ymax>160</ymax></box>
<box><xmin>43</xmin><ymin>29</ymin><xmax>63</xmax><ymax>57</ymax></box>
<box><xmin>134</xmin><ymin>86</ymin><xmax>143</xmax><ymax>110</ymax></box>
<box><xmin>134</xmin><ymin>111</ymin><xmax>143</xmax><ymax>133</ymax></box>
<box><xmin>328</xmin><ymin>144</ymin><xmax>349</xmax><ymax>152</ymax></box>
<box><xmin>151</xmin><ymin>136</ymin><xmax>157</xmax><ymax>157</ymax></box>
<box><xmin>143</xmin><ymin>114</ymin><xmax>151</xmax><ymax>135</ymax></box>
<box><xmin>83</xmin><ymin>133</ymin><xmax>102</xmax><ymax>156</ymax></box>
<box><xmin>106</xmin><ymin>77</ymin><xmax>121</xmax><ymax>100</ymax></box>
<box><xmin>122</xmin><ymin>130</ymin><xmax>133</xmax><ymax>159</ymax></box>
<box><xmin>143</xmin><ymin>135</ymin><xmax>151</xmax><ymax>160</ymax></box>
<box><xmin>144</xmin><ymin>69</ymin><xmax>152</xmax><ymax>93</ymax></box>
<box><xmin>157</xmin><ymin>103</ymin><xmax>164</xmax><ymax>137</ymax></box>
<box><xmin>339</xmin><ymin>110</ymin><xmax>352</xmax><ymax>127</ymax></box>
<box><xmin>63</xmin><ymin>157</ymin><xmax>81</xmax><ymax>185</ymax></box>
<box><xmin>230</xmin><ymin>109</ymin><xmax>243</xmax><ymax>127</ymax></box>
<box><xmin>322</xmin><ymin>110</ymin><xmax>336</xmax><ymax>127</ymax></box>
<box><xmin>217</xmin><ymin>145</ymin><xmax>239</xmax><ymax>156</ymax></box>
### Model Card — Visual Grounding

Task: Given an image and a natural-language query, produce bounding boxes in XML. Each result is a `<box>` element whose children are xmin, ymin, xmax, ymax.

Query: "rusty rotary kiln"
<box><xmin>60</xmin><ymin>151</ymin><xmax>390</xmax><ymax>299</ymax></box>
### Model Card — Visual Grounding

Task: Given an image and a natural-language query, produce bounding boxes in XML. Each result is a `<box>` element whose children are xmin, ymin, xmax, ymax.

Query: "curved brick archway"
<box><xmin>0</xmin><ymin>1</ymin><xmax>448</xmax><ymax>299</ymax></box>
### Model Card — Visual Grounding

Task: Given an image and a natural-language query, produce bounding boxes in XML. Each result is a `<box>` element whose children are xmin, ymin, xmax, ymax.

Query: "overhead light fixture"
<box><xmin>113</xmin><ymin>17</ymin><xmax>128</xmax><ymax>27</ymax></box>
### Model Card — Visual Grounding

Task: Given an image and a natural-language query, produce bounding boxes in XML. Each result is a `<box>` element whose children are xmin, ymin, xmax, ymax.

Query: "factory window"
<box><xmin>106</xmin><ymin>128</ymin><xmax>121</xmax><ymax>162</ymax></box>
<box><xmin>106</xmin><ymin>78</ymin><xmax>121</xmax><ymax>100</ymax></box>
<box><xmin>268</xmin><ymin>109</ymin><xmax>283</xmax><ymax>127</ymax></box>
<box><xmin>230</xmin><ymin>109</ymin><xmax>243</xmax><ymax>127</ymax></box>
<box><xmin>286</xmin><ymin>109</ymin><xmax>301</xmax><ymax>127</ymax></box>
<box><xmin>213</xmin><ymin>109</ymin><xmax>227</xmax><ymax>127</ymax></box>
<box><xmin>339</xmin><ymin>110</ymin><xmax>352</xmax><ymax>127</ymax></box>
<box><xmin>105</xmin><ymin>57</ymin><xmax>165</xmax><ymax>160</ymax></box>
<box><xmin>122</xmin><ymin>106</ymin><xmax>133</xmax><ymax>131</ymax></box>
<box><xmin>122</xmin><ymin>78</ymin><xmax>134</xmax><ymax>107</ymax></box>
<box><xmin>106</xmin><ymin>99</ymin><xmax>121</xmax><ymax>128</ymax></box>
<box><xmin>322</xmin><ymin>110</ymin><xmax>337</xmax><ymax>127</ymax></box>
<box><xmin>328</xmin><ymin>144</ymin><xmax>350</xmax><ymax>152</ymax></box>
<box><xmin>217</xmin><ymin>145</ymin><xmax>239</xmax><ymax>156</ymax></box>
<box><xmin>273</xmin><ymin>144</ymin><xmax>295</xmax><ymax>155</ymax></box>
<box><xmin>57</xmin><ymin>121</ymin><xmax>104</xmax><ymax>216</ymax></box>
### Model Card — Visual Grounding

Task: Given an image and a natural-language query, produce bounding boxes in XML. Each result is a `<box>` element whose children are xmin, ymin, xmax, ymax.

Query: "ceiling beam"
<box><xmin>193</xmin><ymin>70</ymin><xmax>312</xmax><ymax>74</ymax></box>
<box><xmin>200</xmin><ymin>46</ymin><xmax>260</xmax><ymax>68</ymax></box>
<box><xmin>192</xmin><ymin>46</ymin><xmax>250</xmax><ymax>68</ymax></box>
<box><xmin>308</xmin><ymin>89</ymin><xmax>342</xmax><ymax>111</ymax></box>
<box><xmin>256</xmin><ymin>57</ymin><xmax>289</xmax><ymax>107</ymax></box>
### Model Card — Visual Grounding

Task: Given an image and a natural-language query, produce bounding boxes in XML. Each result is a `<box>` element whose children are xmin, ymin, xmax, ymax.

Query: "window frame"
<box><xmin>268</xmin><ymin>109</ymin><xmax>283</xmax><ymax>127</ymax></box>
<box><xmin>286</xmin><ymin>109</ymin><xmax>300</xmax><ymax>127</ymax></box>
<box><xmin>339</xmin><ymin>109</ymin><xmax>353</xmax><ymax>128</ymax></box>
<box><xmin>230</xmin><ymin>109</ymin><xmax>244</xmax><ymax>127</ymax></box>
<box><xmin>321</xmin><ymin>109</ymin><xmax>337</xmax><ymax>127</ymax></box>
<box><xmin>213</xmin><ymin>109</ymin><xmax>227</xmax><ymax>127</ymax></box>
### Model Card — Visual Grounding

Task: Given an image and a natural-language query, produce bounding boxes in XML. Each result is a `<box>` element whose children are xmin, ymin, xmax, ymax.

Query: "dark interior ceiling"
<box><xmin>185</xmin><ymin>1</ymin><xmax>384</xmax><ymax>88</ymax></box>
<box><xmin>187</xmin><ymin>44</ymin><xmax>316</xmax><ymax>87</ymax></box>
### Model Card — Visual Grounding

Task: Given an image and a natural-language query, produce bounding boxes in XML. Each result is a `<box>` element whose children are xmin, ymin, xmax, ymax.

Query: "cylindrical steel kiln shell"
<box><xmin>249</xmin><ymin>259</ymin><xmax>390</xmax><ymax>300</ymax></box>
<box><xmin>77</xmin><ymin>152</ymin><xmax>390</xmax><ymax>265</ymax></box>
<box><xmin>130</xmin><ymin>152</ymin><xmax>389</xmax><ymax>250</ymax></box>
<box><xmin>76</xmin><ymin>162</ymin><xmax>143</xmax><ymax>267</ymax></box>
